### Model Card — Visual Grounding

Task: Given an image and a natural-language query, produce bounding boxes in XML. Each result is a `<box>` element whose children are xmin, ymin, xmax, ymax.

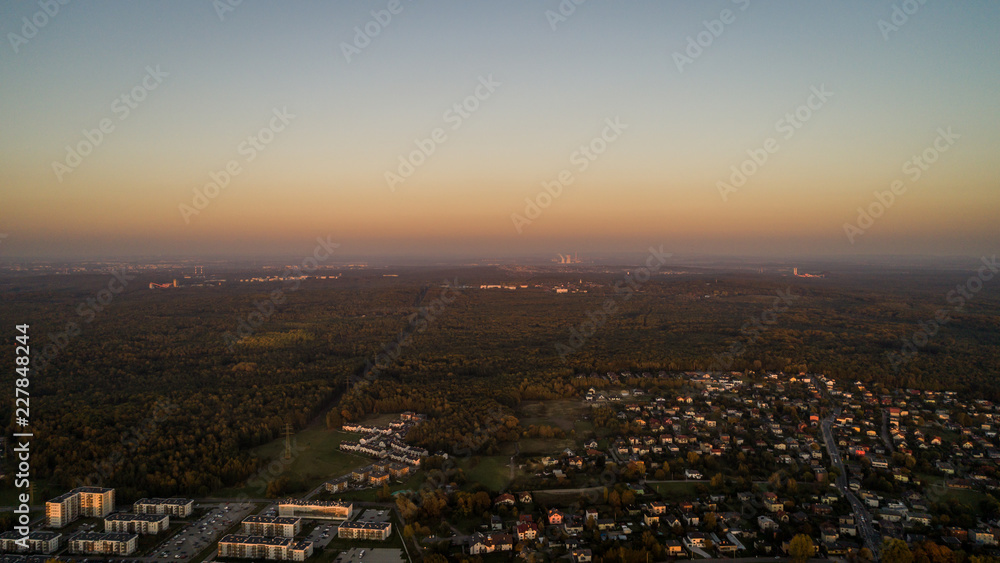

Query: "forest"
<box><xmin>1</xmin><ymin>263</ymin><xmax>998</xmax><ymax>500</ymax></box>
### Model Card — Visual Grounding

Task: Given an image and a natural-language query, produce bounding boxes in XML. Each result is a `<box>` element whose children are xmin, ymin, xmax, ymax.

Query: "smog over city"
<box><xmin>1</xmin><ymin>2</ymin><xmax>999</xmax><ymax>563</ymax></box>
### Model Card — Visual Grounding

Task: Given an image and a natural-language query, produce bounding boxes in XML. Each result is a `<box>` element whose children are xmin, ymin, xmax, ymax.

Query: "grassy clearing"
<box><xmin>459</xmin><ymin>455</ymin><xmax>514</xmax><ymax>492</ymax></box>
<box><xmin>649</xmin><ymin>481</ymin><xmax>701</xmax><ymax>501</ymax></box>
<box><xmin>936</xmin><ymin>487</ymin><xmax>988</xmax><ymax>514</ymax></box>
<box><xmin>516</xmin><ymin>438</ymin><xmax>577</xmax><ymax>455</ymax></box>
<box><xmin>211</xmin><ymin>426</ymin><xmax>368</xmax><ymax>498</ymax></box>
<box><xmin>517</xmin><ymin>399</ymin><xmax>589</xmax><ymax>432</ymax></box>
<box><xmin>533</xmin><ymin>487</ymin><xmax>604</xmax><ymax>505</ymax></box>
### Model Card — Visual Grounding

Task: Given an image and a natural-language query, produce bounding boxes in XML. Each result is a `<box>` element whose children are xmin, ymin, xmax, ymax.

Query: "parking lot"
<box><xmin>147</xmin><ymin>502</ymin><xmax>255</xmax><ymax>562</ymax></box>
<box><xmin>303</xmin><ymin>518</ymin><xmax>338</xmax><ymax>550</ymax></box>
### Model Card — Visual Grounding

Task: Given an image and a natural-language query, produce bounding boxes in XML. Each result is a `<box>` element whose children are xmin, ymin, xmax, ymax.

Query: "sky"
<box><xmin>1</xmin><ymin>1</ymin><xmax>998</xmax><ymax>260</ymax></box>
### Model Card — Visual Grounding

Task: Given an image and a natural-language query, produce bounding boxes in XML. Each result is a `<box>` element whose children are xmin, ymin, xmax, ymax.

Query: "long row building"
<box><xmin>337</xmin><ymin>521</ymin><xmax>392</xmax><ymax>541</ymax></box>
<box><xmin>339</xmin><ymin>438</ymin><xmax>427</xmax><ymax>465</ymax></box>
<box><xmin>133</xmin><ymin>497</ymin><xmax>193</xmax><ymax>517</ymax></box>
<box><xmin>278</xmin><ymin>500</ymin><xmax>353</xmax><ymax>521</ymax></box>
<box><xmin>66</xmin><ymin>531</ymin><xmax>138</xmax><ymax>556</ymax></box>
<box><xmin>241</xmin><ymin>515</ymin><xmax>301</xmax><ymax>537</ymax></box>
<box><xmin>340</xmin><ymin>411</ymin><xmax>426</xmax><ymax>436</ymax></box>
<box><xmin>0</xmin><ymin>532</ymin><xmax>61</xmax><ymax>555</ymax></box>
<box><xmin>340</xmin><ymin>413</ymin><xmax>429</xmax><ymax>465</ymax></box>
<box><xmin>105</xmin><ymin>512</ymin><xmax>170</xmax><ymax>534</ymax></box>
<box><xmin>218</xmin><ymin>534</ymin><xmax>313</xmax><ymax>561</ymax></box>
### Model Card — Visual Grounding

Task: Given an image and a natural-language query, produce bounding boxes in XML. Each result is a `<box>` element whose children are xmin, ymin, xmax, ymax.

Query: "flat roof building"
<box><xmin>105</xmin><ymin>512</ymin><xmax>170</xmax><ymax>535</ymax></box>
<box><xmin>0</xmin><ymin>531</ymin><xmax>61</xmax><ymax>554</ymax></box>
<box><xmin>133</xmin><ymin>497</ymin><xmax>194</xmax><ymax>518</ymax></box>
<box><xmin>218</xmin><ymin>534</ymin><xmax>313</xmax><ymax>561</ymax></box>
<box><xmin>67</xmin><ymin>531</ymin><xmax>137</xmax><ymax>556</ymax></box>
<box><xmin>338</xmin><ymin>521</ymin><xmax>392</xmax><ymax>541</ymax></box>
<box><xmin>241</xmin><ymin>515</ymin><xmax>301</xmax><ymax>537</ymax></box>
<box><xmin>278</xmin><ymin>500</ymin><xmax>352</xmax><ymax>521</ymax></box>
<box><xmin>46</xmin><ymin>487</ymin><xmax>115</xmax><ymax>528</ymax></box>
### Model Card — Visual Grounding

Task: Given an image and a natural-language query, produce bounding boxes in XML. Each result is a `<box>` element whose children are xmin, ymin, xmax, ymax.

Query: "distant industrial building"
<box><xmin>104</xmin><ymin>512</ymin><xmax>170</xmax><ymax>534</ymax></box>
<box><xmin>278</xmin><ymin>500</ymin><xmax>352</xmax><ymax>520</ymax></box>
<box><xmin>45</xmin><ymin>487</ymin><xmax>115</xmax><ymax>528</ymax></box>
<box><xmin>0</xmin><ymin>531</ymin><xmax>61</xmax><ymax>554</ymax></box>
<box><xmin>241</xmin><ymin>515</ymin><xmax>301</xmax><ymax>537</ymax></box>
<box><xmin>133</xmin><ymin>497</ymin><xmax>194</xmax><ymax>518</ymax></box>
<box><xmin>338</xmin><ymin>521</ymin><xmax>392</xmax><ymax>541</ymax></box>
<box><xmin>218</xmin><ymin>534</ymin><xmax>313</xmax><ymax>561</ymax></box>
<box><xmin>66</xmin><ymin>531</ymin><xmax>137</xmax><ymax>556</ymax></box>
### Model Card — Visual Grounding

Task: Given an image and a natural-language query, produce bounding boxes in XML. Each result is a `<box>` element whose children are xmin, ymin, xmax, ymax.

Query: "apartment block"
<box><xmin>241</xmin><ymin>515</ymin><xmax>301</xmax><ymax>537</ymax></box>
<box><xmin>133</xmin><ymin>498</ymin><xmax>194</xmax><ymax>518</ymax></box>
<box><xmin>218</xmin><ymin>534</ymin><xmax>313</xmax><ymax>561</ymax></box>
<box><xmin>337</xmin><ymin>521</ymin><xmax>392</xmax><ymax>541</ymax></box>
<box><xmin>0</xmin><ymin>531</ymin><xmax>61</xmax><ymax>554</ymax></box>
<box><xmin>105</xmin><ymin>513</ymin><xmax>170</xmax><ymax>535</ymax></box>
<box><xmin>278</xmin><ymin>500</ymin><xmax>352</xmax><ymax>520</ymax></box>
<box><xmin>67</xmin><ymin>532</ymin><xmax>137</xmax><ymax>556</ymax></box>
<box><xmin>46</xmin><ymin>487</ymin><xmax>115</xmax><ymax>528</ymax></box>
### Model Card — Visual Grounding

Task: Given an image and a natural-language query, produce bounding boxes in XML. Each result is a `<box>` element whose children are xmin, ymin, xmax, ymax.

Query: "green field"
<box><xmin>501</xmin><ymin>437</ymin><xmax>577</xmax><ymax>456</ymax></box>
<box><xmin>932</xmin><ymin>486</ymin><xmax>989</xmax><ymax>515</ymax></box>
<box><xmin>532</xmin><ymin>487</ymin><xmax>605</xmax><ymax>505</ymax></box>
<box><xmin>649</xmin><ymin>481</ymin><xmax>701</xmax><ymax>501</ymax></box>
<box><xmin>517</xmin><ymin>399</ymin><xmax>589</xmax><ymax>433</ymax></box>
<box><xmin>211</xmin><ymin>425</ymin><xmax>369</xmax><ymax>498</ymax></box>
<box><xmin>458</xmin><ymin>455</ymin><xmax>515</xmax><ymax>492</ymax></box>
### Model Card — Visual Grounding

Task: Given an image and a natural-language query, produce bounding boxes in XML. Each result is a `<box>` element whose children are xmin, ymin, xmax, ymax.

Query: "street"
<box><xmin>821</xmin><ymin>410</ymin><xmax>881</xmax><ymax>559</ymax></box>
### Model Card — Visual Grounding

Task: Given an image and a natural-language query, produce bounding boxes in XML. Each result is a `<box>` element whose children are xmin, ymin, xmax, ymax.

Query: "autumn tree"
<box><xmin>881</xmin><ymin>538</ymin><xmax>914</xmax><ymax>563</ymax></box>
<box><xmin>789</xmin><ymin>534</ymin><xmax>815</xmax><ymax>563</ymax></box>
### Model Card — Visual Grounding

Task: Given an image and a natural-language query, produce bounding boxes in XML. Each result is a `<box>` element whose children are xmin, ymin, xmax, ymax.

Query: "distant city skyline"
<box><xmin>1</xmin><ymin>1</ymin><xmax>998</xmax><ymax>259</ymax></box>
